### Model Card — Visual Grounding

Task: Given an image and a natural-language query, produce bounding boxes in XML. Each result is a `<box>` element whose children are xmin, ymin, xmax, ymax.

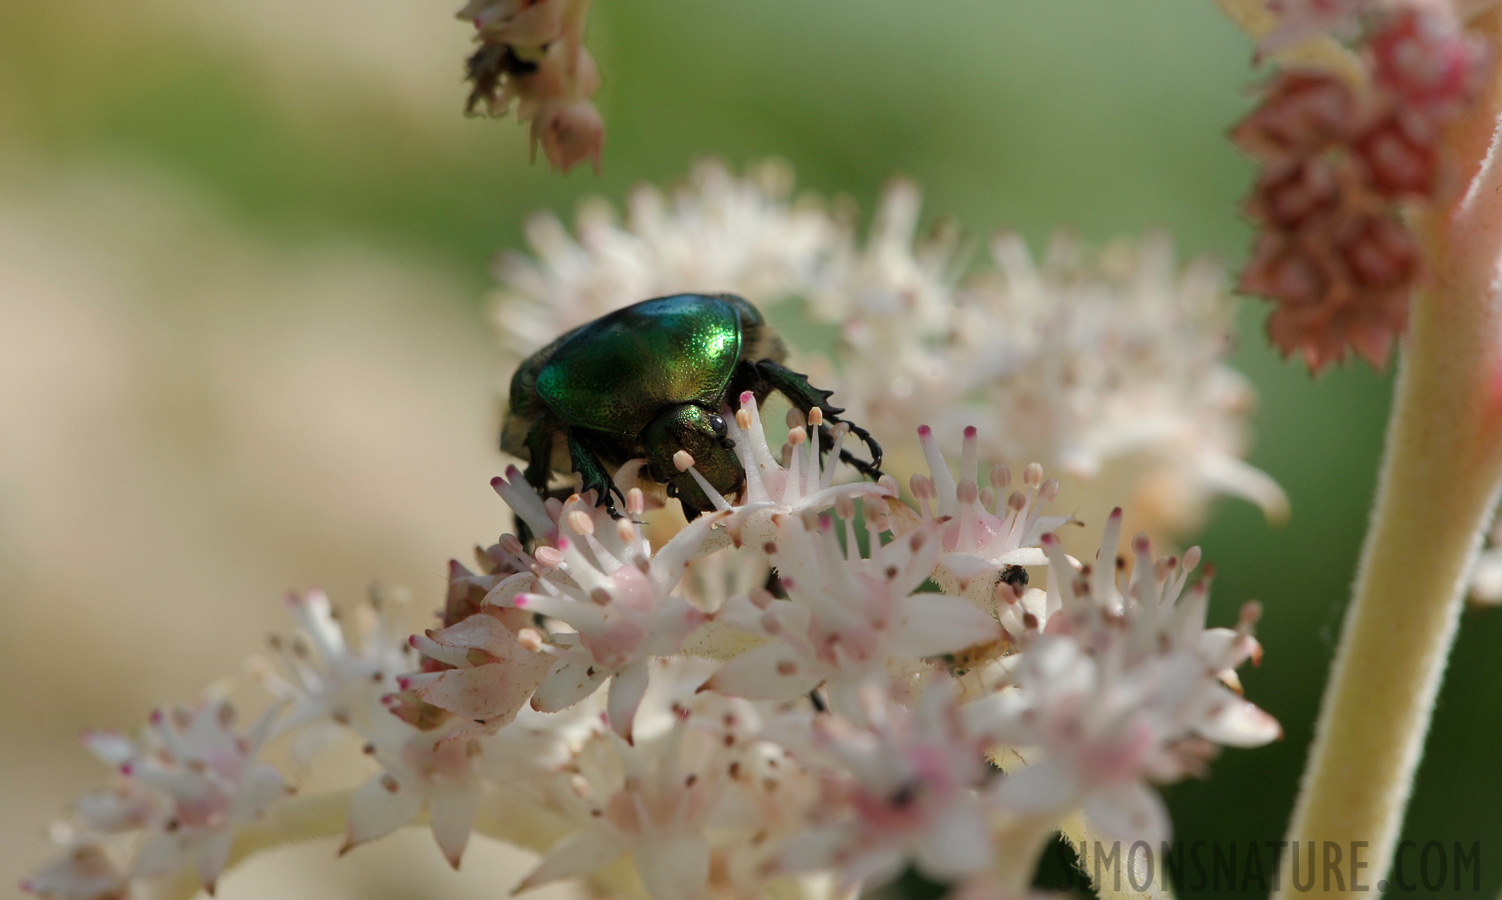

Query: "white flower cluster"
<box><xmin>490</xmin><ymin>160</ymin><xmax>1288</xmax><ymax>540</ymax></box>
<box><xmin>24</xmin><ymin>406</ymin><xmax>1279</xmax><ymax>900</ymax></box>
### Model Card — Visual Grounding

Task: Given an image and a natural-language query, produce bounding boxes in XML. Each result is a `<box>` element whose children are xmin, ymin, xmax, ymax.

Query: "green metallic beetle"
<box><xmin>501</xmin><ymin>293</ymin><xmax>883</xmax><ymax>519</ymax></box>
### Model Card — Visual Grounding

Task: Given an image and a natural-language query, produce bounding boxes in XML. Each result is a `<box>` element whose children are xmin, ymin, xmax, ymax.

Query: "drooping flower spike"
<box><xmin>1230</xmin><ymin>0</ymin><xmax>1492</xmax><ymax>370</ymax></box>
<box><xmin>459</xmin><ymin>0</ymin><xmax>604</xmax><ymax>172</ymax></box>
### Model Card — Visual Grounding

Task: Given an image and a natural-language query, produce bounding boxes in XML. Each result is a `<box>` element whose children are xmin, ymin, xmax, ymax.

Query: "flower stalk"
<box><xmin>1275</xmin><ymin>9</ymin><xmax>1502</xmax><ymax>895</ymax></box>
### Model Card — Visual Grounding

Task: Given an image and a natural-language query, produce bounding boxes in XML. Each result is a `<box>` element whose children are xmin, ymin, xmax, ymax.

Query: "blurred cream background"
<box><xmin>0</xmin><ymin>0</ymin><xmax>578</xmax><ymax>895</ymax></box>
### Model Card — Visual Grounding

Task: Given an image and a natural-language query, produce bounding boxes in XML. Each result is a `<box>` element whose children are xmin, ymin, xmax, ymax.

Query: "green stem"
<box><xmin>1273</xmin><ymin>12</ymin><xmax>1502</xmax><ymax>896</ymax></box>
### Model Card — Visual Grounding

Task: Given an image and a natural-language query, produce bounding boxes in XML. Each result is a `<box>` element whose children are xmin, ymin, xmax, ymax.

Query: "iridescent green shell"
<box><xmin>535</xmin><ymin>294</ymin><xmax>750</xmax><ymax>435</ymax></box>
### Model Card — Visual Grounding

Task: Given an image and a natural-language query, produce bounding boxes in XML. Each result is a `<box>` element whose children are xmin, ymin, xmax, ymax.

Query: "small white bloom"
<box><xmin>674</xmin><ymin>391</ymin><xmax>895</xmax><ymax>553</ymax></box>
<box><xmin>774</xmin><ymin>677</ymin><xmax>996</xmax><ymax>889</ymax></box>
<box><xmin>517</xmin><ymin>724</ymin><xmax>728</xmax><ymax>900</ymax></box>
<box><xmin>824</xmin><ymin>204</ymin><xmax>1288</xmax><ymax>540</ymax></box>
<box><xmin>20</xmin><ymin>835</ymin><xmax>128</xmax><ymax>900</ymax></box>
<box><xmin>492</xmin><ymin>159</ymin><xmax>841</xmax><ymax>363</ymax></box>
<box><xmin>966</xmin><ymin>520</ymin><xmax>1280</xmax><ymax>846</ymax></box>
<box><xmin>103</xmin><ymin>699</ymin><xmax>290</xmax><ymax>892</ymax></box>
<box><xmin>902</xmin><ymin>424</ymin><xmax>1077</xmax><ymax>609</ymax></box>
<box><xmin>341</xmin><ymin>718</ymin><xmax>489</xmax><ymax>869</ymax></box>
<box><xmin>492</xmin><ymin>491</ymin><xmax>729</xmax><ymax>741</ymax></box>
<box><xmin>397</xmin><ymin>609</ymin><xmax>553</xmax><ymax>741</ymax></box>
<box><xmin>705</xmin><ymin>514</ymin><xmax>1000</xmax><ymax>721</ymax></box>
<box><xmin>254</xmin><ymin>588</ymin><xmax>415</xmax><ymax>766</ymax></box>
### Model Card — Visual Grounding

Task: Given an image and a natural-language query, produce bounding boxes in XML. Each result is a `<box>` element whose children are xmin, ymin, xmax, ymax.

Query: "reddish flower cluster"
<box><xmin>459</xmin><ymin>0</ymin><xmax>604</xmax><ymax>173</ymax></box>
<box><xmin>1233</xmin><ymin>5</ymin><xmax>1488</xmax><ymax>372</ymax></box>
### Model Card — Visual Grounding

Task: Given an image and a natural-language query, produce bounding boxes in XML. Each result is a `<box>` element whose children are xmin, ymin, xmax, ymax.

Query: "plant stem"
<box><xmin>1274</xmin><ymin>12</ymin><xmax>1502</xmax><ymax>896</ymax></box>
<box><xmin>1062</xmin><ymin>812</ymin><xmax>1174</xmax><ymax>900</ymax></box>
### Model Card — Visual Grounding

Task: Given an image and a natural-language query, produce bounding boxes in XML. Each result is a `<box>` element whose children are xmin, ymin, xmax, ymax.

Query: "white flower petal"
<box><xmin>913</xmin><ymin>794</ymin><xmax>993</xmax><ymax>880</ymax></box>
<box><xmin>995</xmin><ymin>757</ymin><xmax>1076</xmax><ymax>815</ymax></box>
<box><xmin>607</xmin><ymin>658</ymin><xmax>651</xmax><ymax>742</ymax></box>
<box><xmin>414</xmin><ymin>654</ymin><xmax>550</xmax><ymax>724</ymax></box>
<box><xmin>532</xmin><ymin>657</ymin><xmax>611</xmax><ymax>712</ymax></box>
<box><xmin>196</xmin><ymin>828</ymin><xmax>234</xmax><ymax>890</ymax></box>
<box><xmin>634</xmin><ymin>835</ymin><xmax>711</xmax><ymax>900</ymax></box>
<box><xmin>344</xmin><ymin>774</ymin><xmax>424</xmax><ymax>851</ymax></box>
<box><xmin>1082</xmin><ymin>781</ymin><xmax>1171</xmax><ymax>846</ymax></box>
<box><xmin>701</xmin><ymin>640</ymin><xmax>822</xmax><ymax>701</ymax></box>
<box><xmin>429</xmin><ymin>787</ymin><xmax>480</xmax><ymax>869</ymax></box>
<box><xmin>891</xmin><ymin>594</ymin><xmax>1001</xmax><ymax>658</ymax></box>
<box><xmin>518</xmin><ymin>829</ymin><xmax>626</xmax><ymax>891</ymax></box>
<box><xmin>1195</xmin><ymin>689</ymin><xmax>1282</xmax><ymax>747</ymax></box>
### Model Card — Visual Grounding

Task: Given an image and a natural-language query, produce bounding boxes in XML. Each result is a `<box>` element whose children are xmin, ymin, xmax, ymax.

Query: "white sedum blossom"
<box><xmin>27</xmin><ymin>164</ymin><xmax>1285</xmax><ymax>900</ymax></box>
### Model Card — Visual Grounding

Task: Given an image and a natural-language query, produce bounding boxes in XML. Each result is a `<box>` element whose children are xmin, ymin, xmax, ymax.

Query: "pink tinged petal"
<box><xmin>939</xmin><ymin>553</ymin><xmax>1002</xmax><ymax>586</ymax></box>
<box><xmin>607</xmin><ymin>659</ymin><xmax>651</xmax><ymax>742</ymax></box>
<box><xmin>518</xmin><ymin>829</ymin><xmax>626</xmax><ymax>891</ymax></box>
<box><xmin>892</xmin><ymin>530</ymin><xmax>944</xmax><ymax>597</ymax></box>
<box><xmin>1081</xmin><ymin>781</ymin><xmax>1171</xmax><ymax>846</ymax></box>
<box><xmin>1195</xmin><ymin>690</ymin><xmax>1282</xmax><ymax>747</ymax></box>
<box><xmin>996</xmin><ymin>547</ymin><xmax>1048</xmax><ymax>567</ymax></box>
<box><xmin>412</xmin><ymin>652</ymin><xmax>551</xmax><ymax>723</ymax></box>
<box><xmin>891</xmin><ymin>595</ymin><xmax>1001</xmax><ymax>658</ymax></box>
<box><xmin>644</xmin><ymin>598</ymin><xmax>711</xmax><ymax>656</ymax></box>
<box><xmin>197</xmin><ymin>828</ymin><xmax>234</xmax><ymax>891</ymax></box>
<box><xmin>132</xmin><ymin>831</ymin><xmax>190</xmax><ymax>880</ymax></box>
<box><xmin>824</xmin><ymin>679</ymin><xmax>870</xmax><ymax>724</ymax></box>
<box><xmin>913</xmin><ymin>794</ymin><xmax>993</xmax><ymax>880</ymax></box>
<box><xmin>492</xmin><ymin>469</ymin><xmax>553</xmax><ymax>541</ymax></box>
<box><xmin>430</xmin><ymin>788</ymin><xmax>480</xmax><ymax>869</ymax></box>
<box><xmin>233</xmin><ymin>764</ymin><xmax>292</xmax><ymax>819</ymax></box>
<box><xmin>514</xmin><ymin>591</ymin><xmax>604</xmax><ymax>633</ymax></box>
<box><xmin>1023</xmin><ymin>515</ymin><xmax>1076</xmax><ymax>544</ymax></box>
<box><xmin>713</xmin><ymin>594</ymin><xmax>775</xmax><ymax>635</ymax></box>
<box><xmin>634</xmin><ymin>836</ymin><xmax>711</xmax><ymax>900</ymax></box>
<box><xmin>463</xmin><ymin>611</ymin><xmax>537</xmax><ymax>657</ymax></box>
<box><xmin>21</xmin><ymin>843</ymin><xmax>125</xmax><ymax>899</ymax></box>
<box><xmin>343</xmin><ymin>774</ymin><xmax>423</xmax><ymax>853</ymax></box>
<box><xmin>778</xmin><ymin>823</ymin><xmax>854</xmax><ymax>873</ymax></box>
<box><xmin>994</xmin><ymin>758</ymin><xmax>1077</xmax><ymax>815</ymax></box>
<box><xmin>532</xmin><ymin>657</ymin><xmax>611</xmax><ymax>712</ymax></box>
<box><xmin>840</xmin><ymin>845</ymin><xmax>909</xmax><ymax>892</ymax></box>
<box><xmin>649</xmin><ymin>511</ymin><xmax>732</xmax><ymax>586</ymax></box>
<box><xmin>700</xmin><ymin>640</ymin><xmax>822</xmax><ymax>701</ymax></box>
<box><xmin>81</xmin><ymin>730</ymin><xmax>136</xmax><ymax>767</ymax></box>
<box><xmin>1199</xmin><ymin>626</ymin><xmax>1260</xmax><ymax>670</ymax></box>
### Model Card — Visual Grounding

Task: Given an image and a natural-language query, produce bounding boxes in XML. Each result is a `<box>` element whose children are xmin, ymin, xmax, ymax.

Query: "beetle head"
<box><xmin>642</xmin><ymin>403</ymin><xmax>742</xmax><ymax>513</ymax></box>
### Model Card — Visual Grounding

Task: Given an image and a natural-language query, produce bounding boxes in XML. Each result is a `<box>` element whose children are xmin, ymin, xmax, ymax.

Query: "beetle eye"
<box><xmin>707</xmin><ymin>413</ymin><xmax>727</xmax><ymax>438</ymax></box>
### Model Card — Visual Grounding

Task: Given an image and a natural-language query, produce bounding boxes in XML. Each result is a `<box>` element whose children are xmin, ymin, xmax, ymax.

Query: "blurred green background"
<box><xmin>4</xmin><ymin>0</ymin><xmax>1498</xmax><ymax>897</ymax></box>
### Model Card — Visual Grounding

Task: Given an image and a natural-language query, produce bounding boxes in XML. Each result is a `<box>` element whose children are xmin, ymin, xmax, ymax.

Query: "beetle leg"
<box><xmin>740</xmin><ymin>359</ymin><xmax>885</xmax><ymax>479</ymax></box>
<box><xmin>511</xmin><ymin>422</ymin><xmax>559</xmax><ymax>546</ymax></box>
<box><xmin>567</xmin><ymin>432</ymin><xmax>627</xmax><ymax>518</ymax></box>
<box><xmin>522</xmin><ymin>420</ymin><xmax>555</xmax><ymax>494</ymax></box>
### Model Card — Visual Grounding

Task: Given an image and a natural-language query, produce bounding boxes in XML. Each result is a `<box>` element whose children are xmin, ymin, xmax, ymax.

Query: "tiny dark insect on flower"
<box><xmin>502</xmin><ymin>293</ymin><xmax>884</xmax><ymax>520</ymax></box>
